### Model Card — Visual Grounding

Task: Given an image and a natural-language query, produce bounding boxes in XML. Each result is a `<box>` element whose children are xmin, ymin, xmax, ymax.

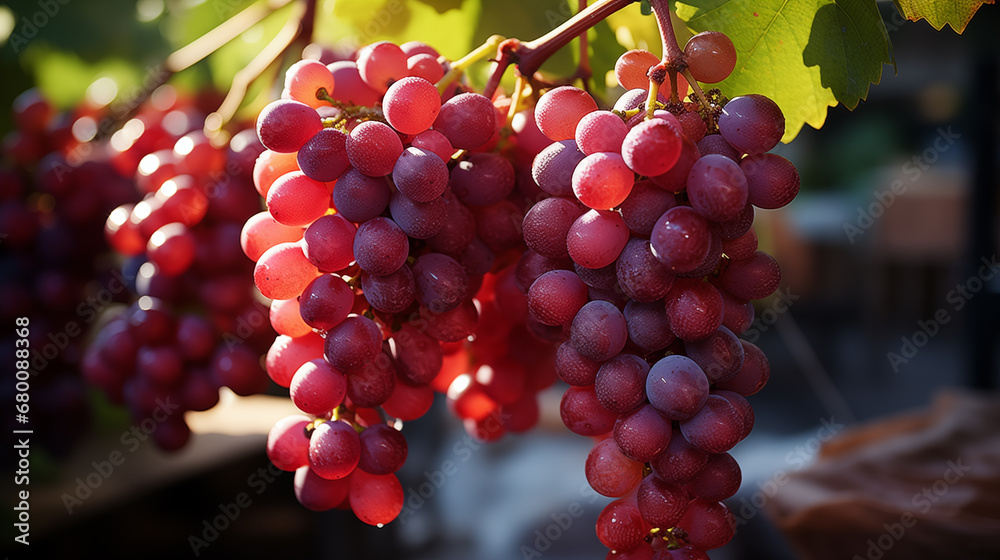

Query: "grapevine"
<box><xmin>6</xmin><ymin>0</ymin><xmax>992</xmax><ymax>557</ymax></box>
<box><xmin>238</xmin><ymin>0</ymin><xmax>796</xmax><ymax>555</ymax></box>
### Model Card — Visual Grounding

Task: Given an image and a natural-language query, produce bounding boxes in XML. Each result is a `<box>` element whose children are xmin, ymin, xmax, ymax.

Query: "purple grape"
<box><xmin>646</xmin><ymin>354</ymin><xmax>710</xmax><ymax>420</ymax></box>
<box><xmin>616</xmin><ymin>237</ymin><xmax>675</xmax><ymax>302</ymax></box>
<box><xmin>614</xmin><ymin>404</ymin><xmax>673</xmax><ymax>462</ymax></box>
<box><xmin>392</xmin><ymin>146</ymin><xmax>449</xmax><ymax>202</ymax></box>
<box><xmin>412</xmin><ymin>252</ymin><xmax>469</xmax><ymax>313</ymax></box>
<box><xmin>570</xmin><ymin>300</ymin><xmax>628</xmax><ymax>362</ymax></box>
<box><xmin>450</xmin><ymin>152</ymin><xmax>515</xmax><ymax>207</ymax></box>
<box><xmin>332</xmin><ymin>168</ymin><xmax>391</xmax><ymax>223</ymax></box>
<box><xmin>361</xmin><ymin>266</ymin><xmax>415</xmax><ymax>314</ymax></box>
<box><xmin>594</xmin><ymin>354</ymin><xmax>650</xmax><ymax>413</ymax></box>
<box><xmin>353</xmin><ymin>217</ymin><xmax>409</xmax><ymax>275</ymax></box>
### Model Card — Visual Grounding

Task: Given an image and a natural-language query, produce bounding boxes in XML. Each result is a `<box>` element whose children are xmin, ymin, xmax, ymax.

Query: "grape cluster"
<box><xmin>81</xmin><ymin>89</ymin><xmax>274</xmax><ymax>451</ymax></box>
<box><xmin>249</xmin><ymin>28</ymin><xmax>795</xmax><ymax>553</ymax></box>
<box><xmin>252</xmin><ymin>41</ymin><xmax>557</xmax><ymax>524</ymax></box>
<box><xmin>526</xmin><ymin>32</ymin><xmax>793</xmax><ymax>559</ymax></box>
<box><xmin>1</xmin><ymin>89</ymin><xmax>138</xmax><ymax>456</ymax></box>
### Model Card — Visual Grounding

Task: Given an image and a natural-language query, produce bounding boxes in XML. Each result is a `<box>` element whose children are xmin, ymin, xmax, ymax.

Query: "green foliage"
<box><xmin>891</xmin><ymin>0</ymin><xmax>994</xmax><ymax>33</ymax></box>
<box><xmin>675</xmin><ymin>0</ymin><xmax>894</xmax><ymax>143</ymax></box>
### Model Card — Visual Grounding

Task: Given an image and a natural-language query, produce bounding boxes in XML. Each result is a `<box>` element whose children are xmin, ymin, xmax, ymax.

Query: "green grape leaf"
<box><xmin>675</xmin><ymin>0</ymin><xmax>894</xmax><ymax>142</ymax></box>
<box><xmin>891</xmin><ymin>0</ymin><xmax>994</xmax><ymax>33</ymax></box>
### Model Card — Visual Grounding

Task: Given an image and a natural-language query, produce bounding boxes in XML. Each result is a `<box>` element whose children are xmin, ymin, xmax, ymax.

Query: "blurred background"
<box><xmin>1</xmin><ymin>0</ymin><xmax>998</xmax><ymax>559</ymax></box>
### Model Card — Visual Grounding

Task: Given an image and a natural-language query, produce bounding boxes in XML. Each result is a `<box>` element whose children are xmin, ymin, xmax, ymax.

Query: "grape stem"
<box><xmin>647</xmin><ymin>0</ymin><xmax>717</xmax><ymax>122</ymax></box>
<box><xmin>482</xmin><ymin>0</ymin><xmax>638</xmax><ymax>99</ymax></box>
<box><xmin>436</xmin><ymin>35</ymin><xmax>506</xmax><ymax>96</ymax></box>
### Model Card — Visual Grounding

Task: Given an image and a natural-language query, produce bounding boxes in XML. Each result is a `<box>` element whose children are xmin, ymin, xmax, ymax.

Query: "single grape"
<box><xmin>356</xmin><ymin>41</ymin><xmax>408</xmax><ymax>93</ymax></box>
<box><xmin>449</xmin><ymin>152</ymin><xmax>515</xmax><ymax>207</ymax></box>
<box><xmin>265</xmin><ymin>332</ymin><xmax>325</xmax><ymax>387</ymax></box>
<box><xmin>290</xmin><ymin>359</ymin><xmax>347</xmax><ymax>415</ymax></box>
<box><xmin>686</xmin><ymin>452</ymin><xmax>741</xmax><ymax>501</ymax></box>
<box><xmin>586</xmin><ymin>437</ymin><xmax>645</xmax><ymax>497</ymax></box>
<box><xmin>576</xmin><ymin>110</ymin><xmax>629</xmax><ymax>155</ymax></box>
<box><xmin>256</xmin><ymin>99</ymin><xmax>322</xmax><ymax>153</ymax></box>
<box><xmin>298</xmin><ymin>273</ymin><xmax>354</xmax><ymax>331</ymax></box>
<box><xmin>595</xmin><ymin>498</ymin><xmax>647</xmax><ymax>552</ymax></box>
<box><xmin>388</xmin><ymin>190</ymin><xmax>447</xmax><ymax>240</ymax></box>
<box><xmin>535</xmin><ymin>86</ymin><xmax>598</xmax><ymax>141</ymax></box>
<box><xmin>433</xmin><ymin>92</ymin><xmax>497</xmax><ymax>150</ymax></box>
<box><xmin>570</xmin><ymin>300</ymin><xmax>628</xmax><ymax>362</ymax></box>
<box><xmin>349</xmin><ymin>470</ymin><xmax>404</xmax><ymax>526</ymax></box>
<box><xmin>308</xmin><ymin>420</ymin><xmax>361</xmax><ymax>480</ymax></box>
<box><xmin>361</xmin><ymin>266</ymin><xmax>415</xmax><ymax>314</ymax></box>
<box><xmin>522</xmin><ymin>196</ymin><xmax>584</xmax><ymax>259</ymax></box>
<box><xmin>383</xmin><ymin>76</ymin><xmax>441</xmax><ymax>134</ymax></box>
<box><xmin>324</xmin><ymin>315</ymin><xmax>383</xmax><ymax>372</ymax></box>
<box><xmin>646</xmin><ymin>354</ymin><xmax>710</xmax><ymax>420</ymax></box>
<box><xmin>716</xmin><ymin>340</ymin><xmax>769</xmax><ymax>396</ymax></box>
<box><xmin>740</xmin><ymin>152</ymin><xmax>800</xmax><ymax>209</ymax></box>
<box><xmin>293</xmin><ymin>466</ymin><xmax>349</xmax><ymax>511</ymax></box>
<box><xmin>254</xmin><ymin>242</ymin><xmax>320</xmax><ymax>300</ymax></box>
<box><xmin>718</xmin><ymin>94</ymin><xmax>785</xmax><ymax>155</ymax></box>
<box><xmin>567</xmin><ymin>209</ymin><xmax>630</xmax><ymax>269</ymax></box>
<box><xmin>559</xmin><ymin>385</ymin><xmax>618</xmax><ymax>436</ymax></box>
<box><xmin>619</xmin><ymin>180</ymin><xmax>677</xmax><ymax>237</ymax></box>
<box><xmin>346</xmin><ymin>121</ymin><xmax>404</xmax><ymax>177</ymax></box>
<box><xmin>622</xmin><ymin>118</ymin><xmax>683</xmax><ymax>178</ymax></box>
<box><xmin>327</xmin><ymin>60</ymin><xmax>381</xmax><ymax>106</ymax></box>
<box><xmin>284</xmin><ymin>59</ymin><xmax>336</xmax><ymax>108</ymax></box>
<box><xmin>555</xmin><ymin>341</ymin><xmax>602</xmax><ymax>386</ymax></box>
<box><xmin>573</xmin><ymin>152</ymin><xmax>635</xmax><ymax>210</ymax></box>
<box><xmin>676</xmin><ymin>499</ymin><xmax>736</xmax><ymax>550</ymax></box>
<box><xmin>532</xmin><ymin>139</ymin><xmax>586</xmax><ymax>197</ymax></box>
<box><xmin>650</xmin><ymin>428</ymin><xmax>709</xmax><ymax>483</ymax></box>
<box><xmin>683</xmin><ymin>326</ymin><xmax>745</xmax><ymax>384</ymax></box>
<box><xmin>293</xmin><ymin>120</ymin><xmax>352</xmax><ymax>182</ymax></box>
<box><xmin>392</xmin><ymin>146</ymin><xmax>449</xmax><ymax>202</ymax></box>
<box><xmin>616</xmin><ymin>238</ymin><xmax>675</xmax><ymax>302</ymax></box>
<box><xmin>717</xmin><ymin>250</ymin><xmax>781</xmax><ymax>300</ymax></box>
<box><xmin>595</xmin><ymin>354</ymin><xmax>649</xmax><ymax>414</ymax></box>
<box><xmin>412</xmin><ymin>252</ymin><xmax>469</xmax><ymax>313</ymax></box>
<box><xmin>527</xmin><ymin>269</ymin><xmax>589</xmax><ymax>326</ymax></box>
<box><xmin>636</xmin><ymin>474</ymin><xmax>687</xmax><ymax>527</ymax></box>
<box><xmin>353</xmin><ymin>217</ymin><xmax>409</xmax><ymax>276</ymax></box>
<box><xmin>684</xmin><ymin>31</ymin><xmax>738</xmax><ymax>83</ymax></box>
<box><xmin>623</xmin><ymin>300</ymin><xmax>675</xmax><ymax>352</ymax></box>
<box><xmin>679</xmin><ymin>394</ymin><xmax>746</xmax><ymax>453</ymax></box>
<box><xmin>266</xmin><ymin>171</ymin><xmax>332</xmax><ymax>227</ymax></box>
<box><xmin>614</xmin><ymin>49</ymin><xmax>660</xmax><ymax>89</ymax></box>
<box><xmin>664</xmin><ymin>278</ymin><xmax>724</xmax><ymax>342</ymax></box>
<box><xmin>300</xmin><ymin>214</ymin><xmax>356</xmax><ymax>273</ymax></box>
<box><xmin>686</xmin><ymin>154</ymin><xmax>749</xmax><ymax>223</ymax></box>
<box><xmin>650</xmin><ymin>206</ymin><xmax>711</xmax><ymax>274</ymax></box>
<box><xmin>358</xmin><ymin>423</ymin><xmax>408</xmax><ymax>475</ymax></box>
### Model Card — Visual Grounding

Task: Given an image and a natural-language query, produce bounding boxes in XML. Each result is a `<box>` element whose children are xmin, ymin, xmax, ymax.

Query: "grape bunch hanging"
<box><xmin>248</xmin><ymin>6</ymin><xmax>798</xmax><ymax>559</ymax></box>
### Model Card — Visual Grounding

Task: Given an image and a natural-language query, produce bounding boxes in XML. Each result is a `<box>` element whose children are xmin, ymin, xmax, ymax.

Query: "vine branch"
<box><xmin>482</xmin><ymin>0</ymin><xmax>638</xmax><ymax>99</ymax></box>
